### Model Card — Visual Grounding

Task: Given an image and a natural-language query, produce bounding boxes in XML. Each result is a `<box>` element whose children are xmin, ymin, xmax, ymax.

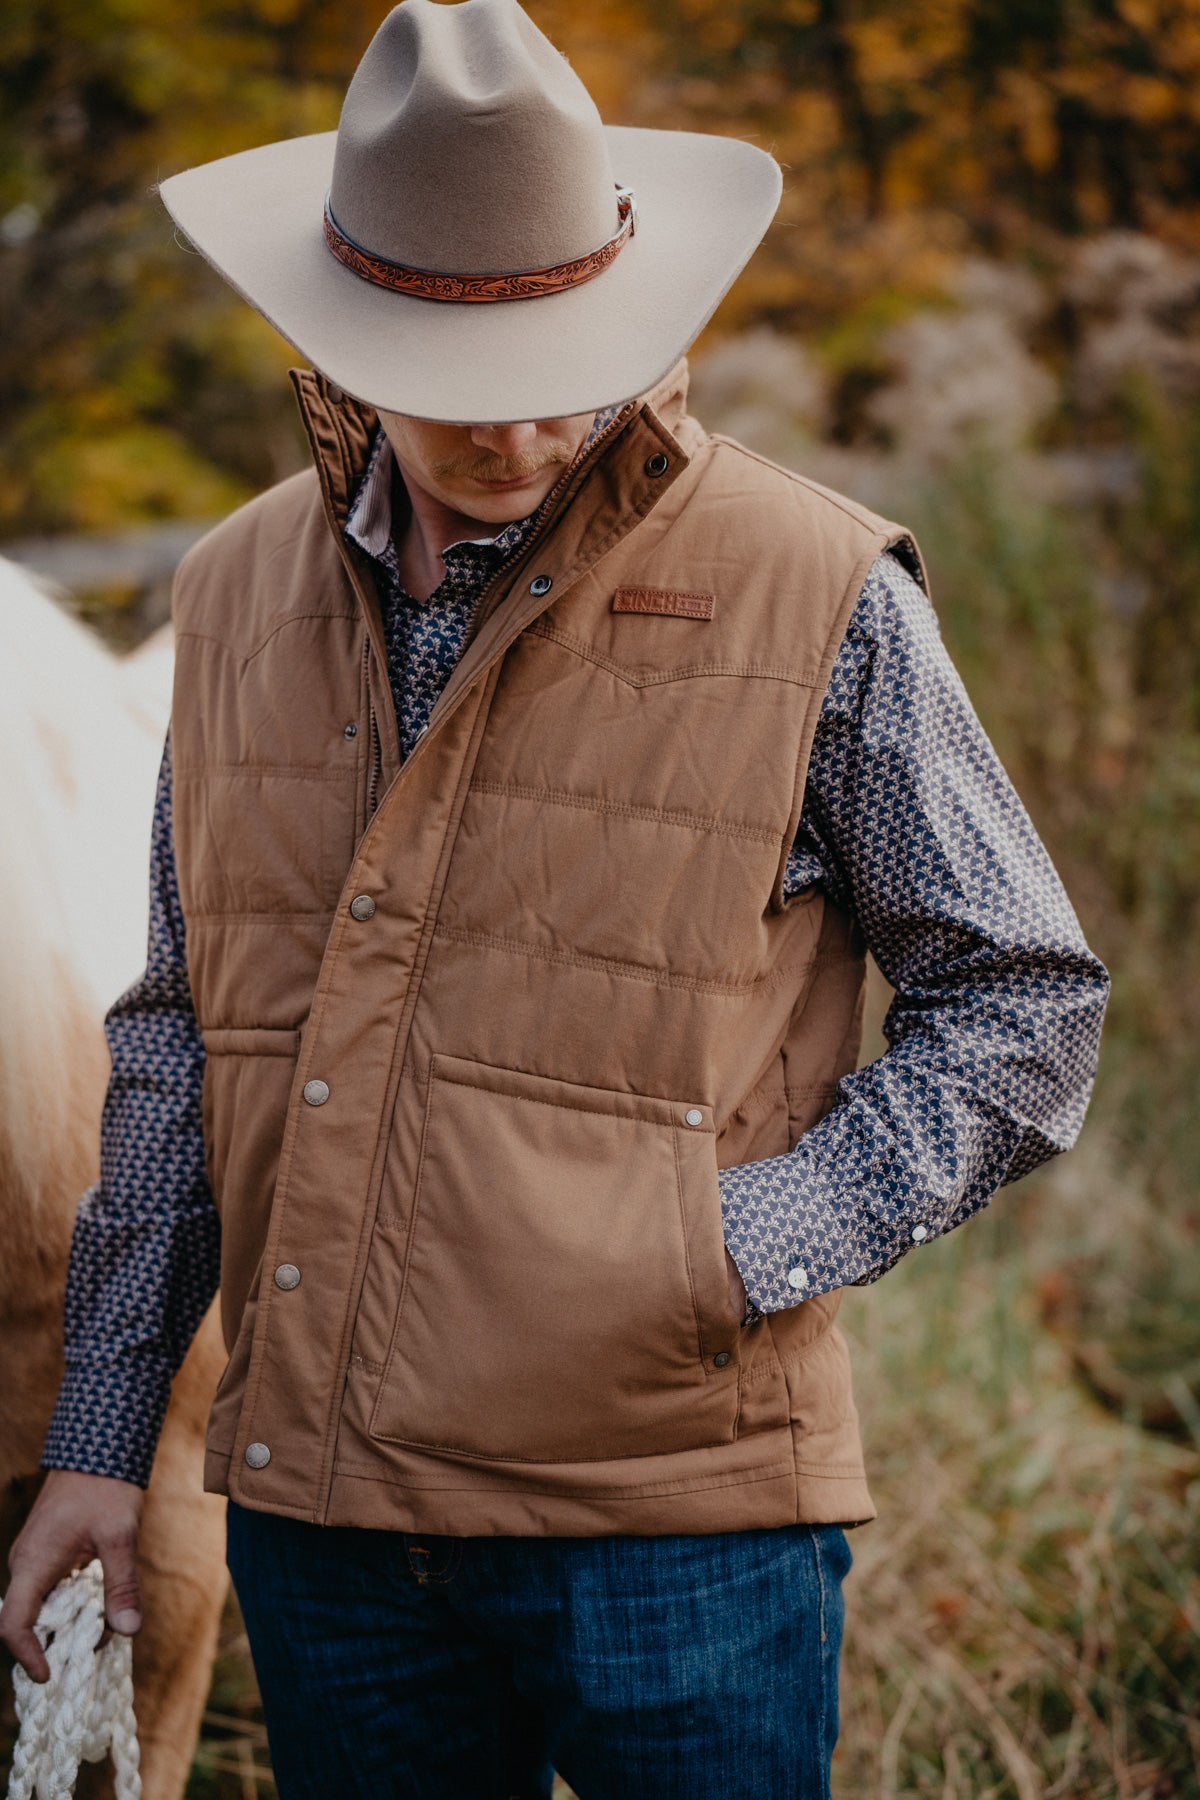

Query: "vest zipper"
<box><xmin>362</xmin><ymin>636</ymin><xmax>382</xmax><ymax>818</ymax></box>
<box><xmin>368</xmin><ymin>705</ymin><xmax>381</xmax><ymax>815</ymax></box>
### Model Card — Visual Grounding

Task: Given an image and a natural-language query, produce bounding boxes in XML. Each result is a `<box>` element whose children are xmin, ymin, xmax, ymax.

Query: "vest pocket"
<box><xmin>368</xmin><ymin>1053</ymin><xmax>741</xmax><ymax>1463</ymax></box>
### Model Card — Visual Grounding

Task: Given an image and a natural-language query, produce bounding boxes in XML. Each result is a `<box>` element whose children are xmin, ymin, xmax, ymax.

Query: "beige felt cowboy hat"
<box><xmin>158</xmin><ymin>0</ymin><xmax>781</xmax><ymax>423</ymax></box>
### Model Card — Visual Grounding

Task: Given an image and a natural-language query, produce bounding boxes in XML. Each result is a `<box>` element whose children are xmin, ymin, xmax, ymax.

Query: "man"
<box><xmin>1</xmin><ymin>2</ymin><xmax>1109</xmax><ymax>1795</ymax></box>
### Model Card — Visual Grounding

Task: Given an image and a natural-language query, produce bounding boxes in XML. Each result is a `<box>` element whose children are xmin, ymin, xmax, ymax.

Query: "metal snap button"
<box><xmin>713</xmin><ymin>1351</ymin><xmax>732</xmax><ymax>1369</ymax></box>
<box><xmin>529</xmin><ymin>574</ymin><xmax>553</xmax><ymax>596</ymax></box>
<box><xmin>349</xmin><ymin>894</ymin><xmax>376</xmax><ymax>921</ymax></box>
<box><xmin>684</xmin><ymin>1108</ymin><xmax>704</xmax><ymax>1127</ymax></box>
<box><xmin>645</xmin><ymin>453</ymin><xmax>669</xmax><ymax>477</ymax></box>
<box><xmin>244</xmin><ymin>1442</ymin><xmax>271</xmax><ymax>1469</ymax></box>
<box><xmin>274</xmin><ymin>1264</ymin><xmax>301</xmax><ymax>1291</ymax></box>
<box><xmin>326</xmin><ymin>383</ymin><xmax>344</xmax><ymax>404</ymax></box>
<box><xmin>343</xmin><ymin>722</ymin><xmax>358</xmax><ymax>739</ymax></box>
<box><xmin>303</xmin><ymin>1079</ymin><xmax>330</xmax><ymax>1106</ymax></box>
<box><xmin>787</xmin><ymin>1266</ymin><xmax>808</xmax><ymax>1290</ymax></box>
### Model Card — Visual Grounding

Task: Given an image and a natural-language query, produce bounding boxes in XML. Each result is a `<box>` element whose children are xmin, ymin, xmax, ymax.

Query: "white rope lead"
<box><xmin>6</xmin><ymin>1561</ymin><xmax>141</xmax><ymax>1800</ymax></box>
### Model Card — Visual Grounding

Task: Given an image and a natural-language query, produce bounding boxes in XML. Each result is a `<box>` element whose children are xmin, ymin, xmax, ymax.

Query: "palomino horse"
<box><xmin>0</xmin><ymin>557</ymin><xmax>227</xmax><ymax>1798</ymax></box>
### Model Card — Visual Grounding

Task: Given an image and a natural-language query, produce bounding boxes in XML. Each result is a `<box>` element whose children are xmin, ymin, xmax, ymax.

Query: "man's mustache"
<box><xmin>430</xmin><ymin>441</ymin><xmax>576</xmax><ymax>483</ymax></box>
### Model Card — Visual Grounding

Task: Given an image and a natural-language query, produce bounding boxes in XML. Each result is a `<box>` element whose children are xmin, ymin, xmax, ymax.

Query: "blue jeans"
<box><xmin>226</xmin><ymin>1502</ymin><xmax>851</xmax><ymax>1800</ymax></box>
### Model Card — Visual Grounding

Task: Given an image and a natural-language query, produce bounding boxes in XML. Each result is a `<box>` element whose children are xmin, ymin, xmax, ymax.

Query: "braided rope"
<box><xmin>7</xmin><ymin>1562</ymin><xmax>141</xmax><ymax>1800</ymax></box>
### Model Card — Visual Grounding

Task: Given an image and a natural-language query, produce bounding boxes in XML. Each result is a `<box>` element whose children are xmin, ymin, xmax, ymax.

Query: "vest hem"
<box><xmin>320</xmin><ymin>1464</ymin><xmax>876</xmax><ymax>1535</ymax></box>
<box><xmin>206</xmin><ymin>1439</ymin><xmax>877</xmax><ymax>1533</ymax></box>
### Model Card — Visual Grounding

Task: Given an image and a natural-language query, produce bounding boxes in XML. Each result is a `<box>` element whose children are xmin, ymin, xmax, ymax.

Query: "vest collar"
<box><xmin>288</xmin><ymin>360</ymin><xmax>699</xmax><ymax>797</ymax></box>
<box><xmin>289</xmin><ymin>358</ymin><xmax>695</xmax><ymax>538</ymax></box>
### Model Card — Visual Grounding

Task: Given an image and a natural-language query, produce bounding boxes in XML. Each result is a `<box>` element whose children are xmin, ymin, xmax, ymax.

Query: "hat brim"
<box><xmin>158</xmin><ymin>126</ymin><xmax>780</xmax><ymax>422</ymax></box>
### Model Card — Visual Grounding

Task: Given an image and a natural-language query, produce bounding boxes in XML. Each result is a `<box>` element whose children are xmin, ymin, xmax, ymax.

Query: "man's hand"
<box><xmin>724</xmin><ymin>1249</ymin><xmax>748</xmax><ymax>1323</ymax></box>
<box><xmin>0</xmin><ymin>1470</ymin><xmax>145</xmax><ymax>1683</ymax></box>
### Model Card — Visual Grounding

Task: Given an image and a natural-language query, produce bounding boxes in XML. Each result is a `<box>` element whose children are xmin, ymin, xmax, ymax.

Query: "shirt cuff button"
<box><xmin>911</xmin><ymin>1224</ymin><xmax>929</xmax><ymax>1242</ymax></box>
<box><xmin>786</xmin><ymin>1266</ymin><xmax>808</xmax><ymax>1290</ymax></box>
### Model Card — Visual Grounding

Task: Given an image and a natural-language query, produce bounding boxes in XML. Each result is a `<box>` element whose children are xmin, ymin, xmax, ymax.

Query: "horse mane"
<box><xmin>0</xmin><ymin>558</ymin><xmax>171</xmax><ymax>1239</ymax></box>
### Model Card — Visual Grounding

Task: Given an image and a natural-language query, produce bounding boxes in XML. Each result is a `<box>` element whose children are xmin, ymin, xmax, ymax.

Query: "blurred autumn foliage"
<box><xmin>5</xmin><ymin>0</ymin><xmax>1200</xmax><ymax>532</ymax></box>
<box><xmin>3</xmin><ymin>6</ymin><xmax>1200</xmax><ymax>1795</ymax></box>
<box><xmin>0</xmin><ymin>0</ymin><xmax>374</xmax><ymax>533</ymax></box>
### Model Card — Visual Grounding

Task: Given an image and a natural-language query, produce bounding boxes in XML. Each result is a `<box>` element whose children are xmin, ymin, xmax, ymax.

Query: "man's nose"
<box><xmin>469</xmin><ymin>421</ymin><xmax>538</xmax><ymax>454</ymax></box>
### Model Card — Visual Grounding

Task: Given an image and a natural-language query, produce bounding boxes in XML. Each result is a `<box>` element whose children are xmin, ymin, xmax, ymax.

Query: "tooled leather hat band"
<box><xmin>323</xmin><ymin>184</ymin><xmax>636</xmax><ymax>303</ymax></box>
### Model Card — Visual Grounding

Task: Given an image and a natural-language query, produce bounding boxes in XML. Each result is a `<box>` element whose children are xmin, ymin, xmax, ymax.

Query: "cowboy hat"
<box><xmin>158</xmin><ymin>0</ymin><xmax>781</xmax><ymax>423</ymax></box>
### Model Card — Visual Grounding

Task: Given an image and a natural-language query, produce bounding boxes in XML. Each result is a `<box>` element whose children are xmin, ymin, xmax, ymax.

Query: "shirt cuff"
<box><xmin>41</xmin><ymin>1352</ymin><xmax>177</xmax><ymax>1489</ymax></box>
<box><xmin>718</xmin><ymin>1156</ymin><xmax>938</xmax><ymax>1315</ymax></box>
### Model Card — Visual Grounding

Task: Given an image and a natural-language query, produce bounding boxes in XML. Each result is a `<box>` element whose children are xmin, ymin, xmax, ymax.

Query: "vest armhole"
<box><xmin>886</xmin><ymin>531</ymin><xmax>929</xmax><ymax>593</ymax></box>
<box><xmin>769</xmin><ymin>525</ymin><xmax>915</xmax><ymax>913</ymax></box>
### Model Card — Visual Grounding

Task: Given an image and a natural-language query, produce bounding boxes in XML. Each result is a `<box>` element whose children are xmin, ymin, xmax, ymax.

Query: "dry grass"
<box><xmin>827</xmin><ymin>967</ymin><xmax>1198</xmax><ymax>1797</ymax></box>
<box><xmin>836</xmin><ymin>1171</ymin><xmax>1199</xmax><ymax>1799</ymax></box>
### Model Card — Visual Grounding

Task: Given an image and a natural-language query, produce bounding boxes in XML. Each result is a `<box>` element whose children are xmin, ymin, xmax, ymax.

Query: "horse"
<box><xmin>0</xmin><ymin>556</ymin><xmax>227</xmax><ymax>1799</ymax></box>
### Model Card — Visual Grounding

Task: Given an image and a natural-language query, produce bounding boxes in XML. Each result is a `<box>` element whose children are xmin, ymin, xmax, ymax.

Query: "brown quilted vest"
<box><xmin>170</xmin><ymin>363</ymin><xmax>923</xmax><ymax>1533</ymax></box>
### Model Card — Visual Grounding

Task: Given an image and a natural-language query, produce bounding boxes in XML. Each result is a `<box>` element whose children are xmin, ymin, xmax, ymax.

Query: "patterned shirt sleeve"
<box><xmin>41</xmin><ymin>731</ymin><xmax>220</xmax><ymax>1487</ymax></box>
<box><xmin>719</xmin><ymin>552</ymin><xmax>1110</xmax><ymax>1316</ymax></box>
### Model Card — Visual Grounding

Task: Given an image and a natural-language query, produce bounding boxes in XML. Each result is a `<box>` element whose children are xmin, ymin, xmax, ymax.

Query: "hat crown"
<box><xmin>330</xmin><ymin>0</ymin><xmax>619</xmax><ymax>277</ymax></box>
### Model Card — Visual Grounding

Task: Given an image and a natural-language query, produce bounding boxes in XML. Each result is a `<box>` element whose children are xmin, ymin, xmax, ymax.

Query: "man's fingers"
<box><xmin>0</xmin><ymin>1569</ymin><xmax>53</xmax><ymax>1684</ymax></box>
<box><xmin>1</xmin><ymin>1470</ymin><xmax>146</xmax><ymax>1677</ymax></box>
<box><xmin>98</xmin><ymin>1528</ymin><xmax>143</xmax><ymax>1636</ymax></box>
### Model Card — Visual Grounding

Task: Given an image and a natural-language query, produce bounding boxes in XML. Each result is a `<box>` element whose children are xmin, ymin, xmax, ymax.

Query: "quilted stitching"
<box><xmin>43</xmin><ymin>440</ymin><xmax>1107</xmax><ymax>1482</ymax></box>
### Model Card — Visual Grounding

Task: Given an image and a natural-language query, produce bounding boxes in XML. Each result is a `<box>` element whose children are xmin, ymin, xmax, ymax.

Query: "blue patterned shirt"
<box><xmin>43</xmin><ymin>428</ymin><xmax>1109</xmax><ymax>1486</ymax></box>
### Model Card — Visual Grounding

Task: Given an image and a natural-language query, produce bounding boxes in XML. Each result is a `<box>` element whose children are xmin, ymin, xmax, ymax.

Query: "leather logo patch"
<box><xmin>612</xmin><ymin>587</ymin><xmax>715</xmax><ymax>621</ymax></box>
